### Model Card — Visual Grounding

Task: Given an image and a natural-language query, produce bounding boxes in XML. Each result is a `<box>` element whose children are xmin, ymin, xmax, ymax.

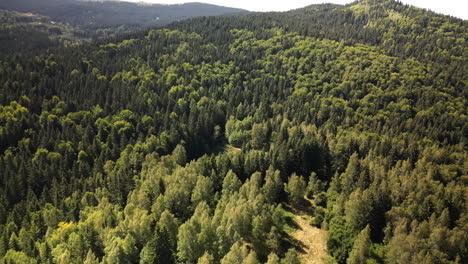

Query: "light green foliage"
<box><xmin>281</xmin><ymin>249</ymin><xmax>301</xmax><ymax>264</ymax></box>
<box><xmin>226</xmin><ymin>117</ymin><xmax>253</xmax><ymax>148</ymax></box>
<box><xmin>157</xmin><ymin>210</ymin><xmax>179</xmax><ymax>252</ymax></box>
<box><xmin>220</xmin><ymin>242</ymin><xmax>250</xmax><ymax>264</ymax></box>
<box><xmin>2</xmin><ymin>249</ymin><xmax>38</xmax><ymax>264</ymax></box>
<box><xmin>243</xmin><ymin>251</ymin><xmax>260</xmax><ymax>264</ymax></box>
<box><xmin>83</xmin><ymin>250</ymin><xmax>99</xmax><ymax>264</ymax></box>
<box><xmin>222</xmin><ymin>170</ymin><xmax>242</xmax><ymax>197</ymax></box>
<box><xmin>0</xmin><ymin>2</ymin><xmax>466</xmax><ymax>264</ymax></box>
<box><xmin>266</xmin><ymin>252</ymin><xmax>281</xmax><ymax>264</ymax></box>
<box><xmin>42</xmin><ymin>203</ymin><xmax>61</xmax><ymax>228</ymax></box>
<box><xmin>285</xmin><ymin>174</ymin><xmax>307</xmax><ymax>206</ymax></box>
<box><xmin>172</xmin><ymin>144</ymin><xmax>187</xmax><ymax>166</ymax></box>
<box><xmin>262</xmin><ymin>167</ymin><xmax>282</xmax><ymax>202</ymax></box>
<box><xmin>345</xmin><ymin>189</ymin><xmax>372</xmax><ymax>232</ymax></box>
<box><xmin>307</xmin><ymin>172</ymin><xmax>324</xmax><ymax>197</ymax></box>
<box><xmin>347</xmin><ymin>225</ymin><xmax>371</xmax><ymax>264</ymax></box>
<box><xmin>340</xmin><ymin>153</ymin><xmax>360</xmax><ymax>196</ymax></box>
<box><xmin>251</xmin><ymin>123</ymin><xmax>267</xmax><ymax>149</ymax></box>
<box><xmin>177</xmin><ymin>202</ymin><xmax>215</xmax><ymax>262</ymax></box>
<box><xmin>191</xmin><ymin>176</ymin><xmax>214</xmax><ymax>207</ymax></box>
<box><xmin>328</xmin><ymin>217</ymin><xmax>355</xmax><ymax>264</ymax></box>
<box><xmin>197</xmin><ymin>252</ymin><xmax>215</xmax><ymax>264</ymax></box>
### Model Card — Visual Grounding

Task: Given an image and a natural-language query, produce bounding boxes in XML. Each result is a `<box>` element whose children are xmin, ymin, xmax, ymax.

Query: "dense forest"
<box><xmin>0</xmin><ymin>0</ymin><xmax>466</xmax><ymax>263</ymax></box>
<box><xmin>0</xmin><ymin>0</ymin><xmax>245</xmax><ymax>54</ymax></box>
<box><xmin>0</xmin><ymin>10</ymin><xmax>84</xmax><ymax>57</ymax></box>
<box><xmin>0</xmin><ymin>0</ymin><xmax>245</xmax><ymax>30</ymax></box>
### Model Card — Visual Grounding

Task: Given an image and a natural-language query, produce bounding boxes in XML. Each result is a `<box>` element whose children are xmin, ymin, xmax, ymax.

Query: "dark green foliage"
<box><xmin>0</xmin><ymin>0</ymin><xmax>245</xmax><ymax>31</ymax></box>
<box><xmin>140</xmin><ymin>227</ymin><xmax>175</xmax><ymax>264</ymax></box>
<box><xmin>328</xmin><ymin>217</ymin><xmax>355</xmax><ymax>264</ymax></box>
<box><xmin>347</xmin><ymin>225</ymin><xmax>372</xmax><ymax>264</ymax></box>
<box><xmin>0</xmin><ymin>0</ymin><xmax>466</xmax><ymax>263</ymax></box>
<box><xmin>0</xmin><ymin>1</ymin><xmax>245</xmax><ymax>56</ymax></box>
<box><xmin>281</xmin><ymin>249</ymin><xmax>301</xmax><ymax>264</ymax></box>
<box><xmin>312</xmin><ymin>207</ymin><xmax>325</xmax><ymax>227</ymax></box>
<box><xmin>315</xmin><ymin>193</ymin><xmax>327</xmax><ymax>208</ymax></box>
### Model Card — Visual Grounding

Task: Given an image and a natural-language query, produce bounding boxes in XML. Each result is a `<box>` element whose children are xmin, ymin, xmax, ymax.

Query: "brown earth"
<box><xmin>286</xmin><ymin>197</ymin><xmax>331</xmax><ymax>264</ymax></box>
<box><xmin>291</xmin><ymin>213</ymin><xmax>329</xmax><ymax>264</ymax></box>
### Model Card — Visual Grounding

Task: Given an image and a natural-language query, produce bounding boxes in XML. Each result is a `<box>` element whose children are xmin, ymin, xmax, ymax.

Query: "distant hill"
<box><xmin>0</xmin><ymin>0</ymin><xmax>246</xmax><ymax>55</ymax></box>
<box><xmin>0</xmin><ymin>0</ymin><xmax>246</xmax><ymax>30</ymax></box>
<box><xmin>169</xmin><ymin>0</ymin><xmax>465</xmax><ymax>65</ymax></box>
<box><xmin>0</xmin><ymin>10</ymin><xmax>75</xmax><ymax>56</ymax></box>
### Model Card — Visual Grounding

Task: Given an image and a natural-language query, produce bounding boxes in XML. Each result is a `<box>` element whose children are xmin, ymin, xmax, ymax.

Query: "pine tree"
<box><xmin>347</xmin><ymin>225</ymin><xmax>371</xmax><ymax>264</ymax></box>
<box><xmin>197</xmin><ymin>252</ymin><xmax>214</xmax><ymax>264</ymax></box>
<box><xmin>140</xmin><ymin>227</ymin><xmax>175</xmax><ymax>264</ymax></box>
<box><xmin>83</xmin><ymin>250</ymin><xmax>99</xmax><ymax>264</ymax></box>
<box><xmin>285</xmin><ymin>174</ymin><xmax>306</xmax><ymax>207</ymax></box>
<box><xmin>266</xmin><ymin>253</ymin><xmax>280</xmax><ymax>264</ymax></box>
<box><xmin>172</xmin><ymin>144</ymin><xmax>187</xmax><ymax>166</ymax></box>
<box><xmin>281</xmin><ymin>249</ymin><xmax>301</xmax><ymax>264</ymax></box>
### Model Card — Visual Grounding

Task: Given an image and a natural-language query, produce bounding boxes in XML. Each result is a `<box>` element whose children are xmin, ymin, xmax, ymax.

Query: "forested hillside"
<box><xmin>0</xmin><ymin>10</ymin><xmax>85</xmax><ymax>57</ymax></box>
<box><xmin>0</xmin><ymin>0</ymin><xmax>245</xmax><ymax>54</ymax></box>
<box><xmin>0</xmin><ymin>0</ymin><xmax>245</xmax><ymax>30</ymax></box>
<box><xmin>0</xmin><ymin>0</ymin><xmax>466</xmax><ymax>263</ymax></box>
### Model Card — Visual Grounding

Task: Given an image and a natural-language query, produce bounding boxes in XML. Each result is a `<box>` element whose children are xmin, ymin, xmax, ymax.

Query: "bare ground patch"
<box><xmin>285</xmin><ymin>198</ymin><xmax>331</xmax><ymax>264</ymax></box>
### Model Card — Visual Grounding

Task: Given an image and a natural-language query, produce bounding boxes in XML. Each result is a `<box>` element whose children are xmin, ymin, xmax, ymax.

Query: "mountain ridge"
<box><xmin>0</xmin><ymin>0</ymin><xmax>247</xmax><ymax>29</ymax></box>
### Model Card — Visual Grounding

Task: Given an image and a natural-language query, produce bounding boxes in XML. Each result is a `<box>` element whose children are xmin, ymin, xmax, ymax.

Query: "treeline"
<box><xmin>0</xmin><ymin>0</ymin><xmax>246</xmax><ymax>56</ymax></box>
<box><xmin>0</xmin><ymin>0</ymin><xmax>245</xmax><ymax>30</ymax></box>
<box><xmin>0</xmin><ymin>0</ymin><xmax>466</xmax><ymax>263</ymax></box>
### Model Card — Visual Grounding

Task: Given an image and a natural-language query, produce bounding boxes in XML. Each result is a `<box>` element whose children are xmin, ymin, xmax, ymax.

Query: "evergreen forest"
<box><xmin>0</xmin><ymin>0</ymin><xmax>466</xmax><ymax>263</ymax></box>
<box><xmin>0</xmin><ymin>0</ymin><xmax>245</xmax><ymax>54</ymax></box>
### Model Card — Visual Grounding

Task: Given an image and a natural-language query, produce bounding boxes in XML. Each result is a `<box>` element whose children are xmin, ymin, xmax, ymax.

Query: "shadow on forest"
<box><xmin>283</xmin><ymin>197</ymin><xmax>315</xmax><ymax>217</ymax></box>
<box><xmin>280</xmin><ymin>197</ymin><xmax>316</xmax><ymax>255</ymax></box>
<box><xmin>281</xmin><ymin>234</ymin><xmax>308</xmax><ymax>254</ymax></box>
<box><xmin>285</xmin><ymin>214</ymin><xmax>301</xmax><ymax>230</ymax></box>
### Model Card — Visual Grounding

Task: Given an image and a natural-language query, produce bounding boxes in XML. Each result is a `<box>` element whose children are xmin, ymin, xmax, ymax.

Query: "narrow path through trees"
<box><xmin>286</xmin><ymin>198</ymin><xmax>330</xmax><ymax>264</ymax></box>
<box><xmin>291</xmin><ymin>213</ymin><xmax>329</xmax><ymax>264</ymax></box>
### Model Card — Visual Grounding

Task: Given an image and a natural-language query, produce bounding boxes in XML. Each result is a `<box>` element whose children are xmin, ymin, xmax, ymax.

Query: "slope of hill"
<box><xmin>0</xmin><ymin>0</ymin><xmax>246</xmax><ymax>56</ymax></box>
<box><xmin>0</xmin><ymin>10</ymin><xmax>86</xmax><ymax>56</ymax></box>
<box><xmin>0</xmin><ymin>0</ymin><xmax>466</xmax><ymax>263</ymax></box>
<box><xmin>0</xmin><ymin>0</ymin><xmax>246</xmax><ymax>29</ymax></box>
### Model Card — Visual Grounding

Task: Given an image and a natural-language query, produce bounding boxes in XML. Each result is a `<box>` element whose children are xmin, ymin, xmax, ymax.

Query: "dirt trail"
<box><xmin>291</xmin><ymin>213</ymin><xmax>329</xmax><ymax>264</ymax></box>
